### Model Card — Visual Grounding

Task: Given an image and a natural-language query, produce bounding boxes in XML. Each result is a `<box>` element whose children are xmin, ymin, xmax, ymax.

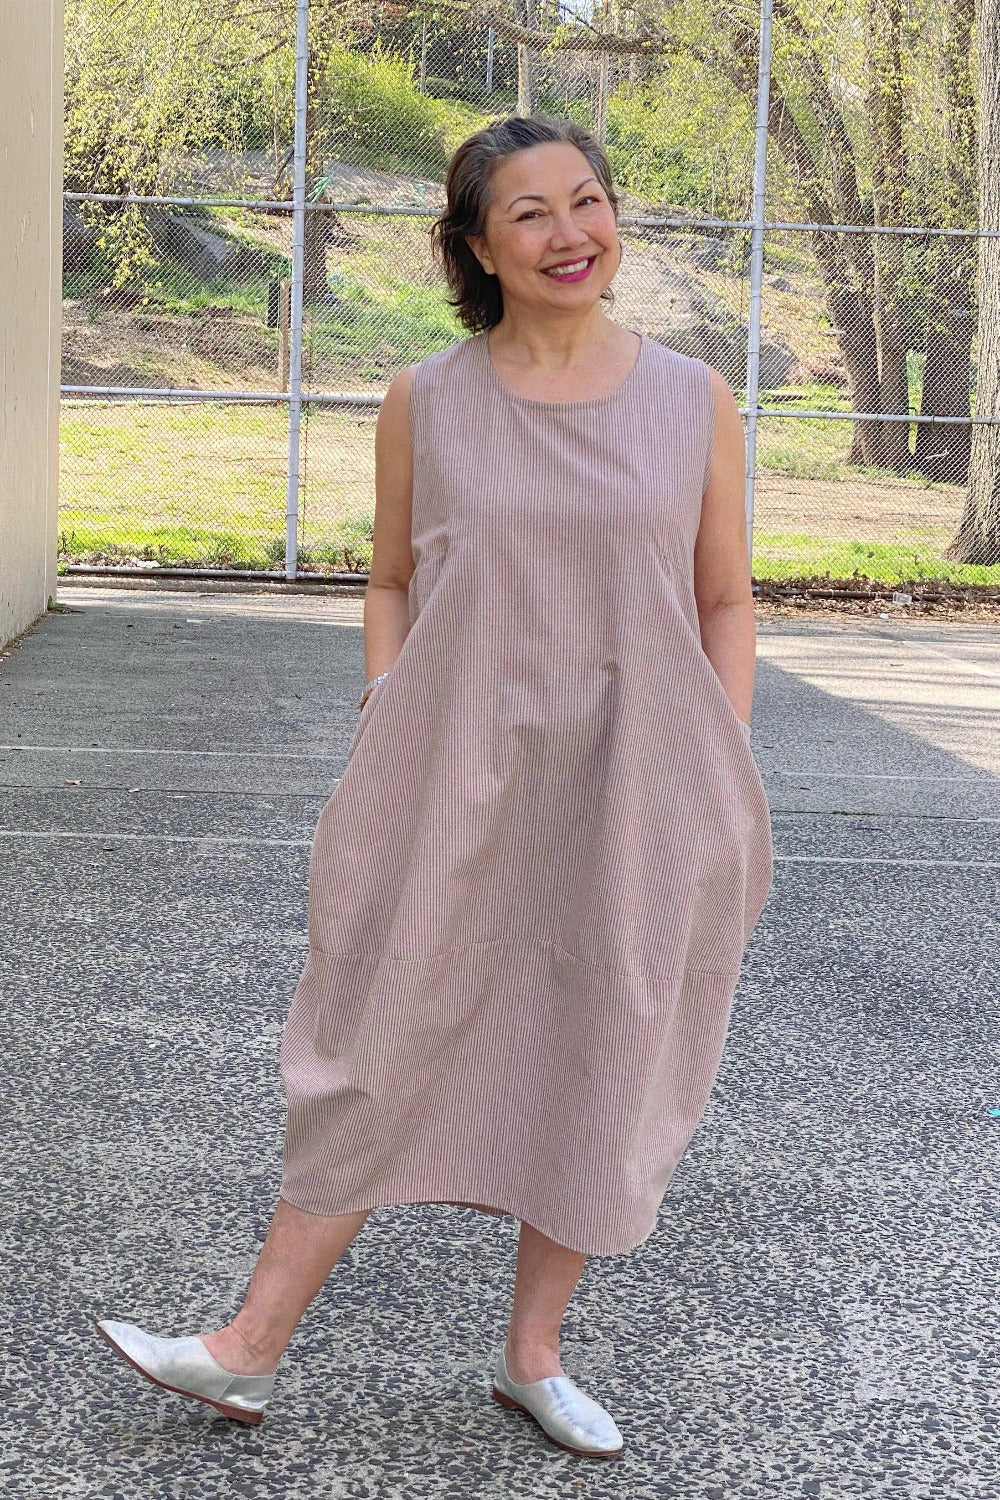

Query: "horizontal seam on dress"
<box><xmin>549</xmin><ymin>941</ymin><xmax>740</xmax><ymax>983</ymax></box>
<box><xmin>307</xmin><ymin>935</ymin><xmax>739</xmax><ymax>983</ymax></box>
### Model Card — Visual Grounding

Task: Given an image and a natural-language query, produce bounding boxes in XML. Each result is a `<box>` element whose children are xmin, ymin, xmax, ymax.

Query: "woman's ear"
<box><xmin>466</xmin><ymin>234</ymin><xmax>496</xmax><ymax>277</ymax></box>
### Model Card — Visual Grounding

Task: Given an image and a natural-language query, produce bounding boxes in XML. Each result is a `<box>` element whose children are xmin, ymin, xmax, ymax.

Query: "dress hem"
<box><xmin>276</xmin><ymin>1186</ymin><xmax>658</xmax><ymax>1259</ymax></box>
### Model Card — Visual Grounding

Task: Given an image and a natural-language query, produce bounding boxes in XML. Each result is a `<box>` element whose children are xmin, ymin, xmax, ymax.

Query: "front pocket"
<box><xmin>699</xmin><ymin>647</ymin><xmax>745</xmax><ymax>730</ymax></box>
<box><xmin>347</xmin><ymin>673</ymin><xmax>391</xmax><ymax>761</ymax></box>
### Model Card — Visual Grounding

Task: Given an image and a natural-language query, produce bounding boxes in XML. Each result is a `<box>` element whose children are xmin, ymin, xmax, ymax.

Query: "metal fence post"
<box><xmin>745</xmin><ymin>0</ymin><xmax>774</xmax><ymax>563</ymax></box>
<box><xmin>286</xmin><ymin>0</ymin><xmax>309</xmax><ymax>580</ymax></box>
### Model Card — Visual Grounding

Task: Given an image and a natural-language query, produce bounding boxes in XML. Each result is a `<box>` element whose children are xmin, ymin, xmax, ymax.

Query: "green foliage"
<box><xmin>64</xmin><ymin>1</ymin><xmax>218</xmax><ymax>196</ymax></box>
<box><xmin>202</xmin><ymin>66</ymin><xmax>289</xmax><ymax>154</ymax></box>
<box><xmin>264</xmin><ymin>517</ymin><xmax>375</xmax><ymax>574</ymax></box>
<box><xmin>323</xmin><ymin>43</ymin><xmax>483</xmax><ymax>180</ymax></box>
<box><xmin>604</xmin><ymin>65</ymin><xmax>753</xmax><ymax>216</ymax></box>
<box><xmin>64</xmin><ymin>1</ymin><xmax>235</xmax><ymax>284</ymax></box>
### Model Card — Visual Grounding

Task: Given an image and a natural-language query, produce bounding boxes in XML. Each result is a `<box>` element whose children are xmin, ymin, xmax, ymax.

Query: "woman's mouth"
<box><xmin>541</xmin><ymin>256</ymin><xmax>596</xmax><ymax>283</ymax></box>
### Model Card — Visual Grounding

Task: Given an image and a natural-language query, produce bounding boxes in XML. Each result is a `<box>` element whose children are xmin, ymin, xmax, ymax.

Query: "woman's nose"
<box><xmin>548</xmin><ymin>212</ymin><xmax>589</xmax><ymax>249</ymax></box>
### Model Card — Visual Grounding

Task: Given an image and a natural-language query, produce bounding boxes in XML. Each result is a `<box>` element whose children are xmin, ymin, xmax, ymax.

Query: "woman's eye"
<box><xmin>515</xmin><ymin>197</ymin><xmax>600</xmax><ymax>220</ymax></box>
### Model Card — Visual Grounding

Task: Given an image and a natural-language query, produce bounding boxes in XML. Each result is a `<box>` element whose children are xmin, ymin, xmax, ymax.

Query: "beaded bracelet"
<box><xmin>359</xmin><ymin>669</ymin><xmax>391</xmax><ymax>707</ymax></box>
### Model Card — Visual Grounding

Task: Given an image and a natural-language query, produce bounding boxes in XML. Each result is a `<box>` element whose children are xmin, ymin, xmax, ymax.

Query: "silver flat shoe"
<box><xmin>94</xmin><ymin>1319</ymin><xmax>275</xmax><ymax>1425</ymax></box>
<box><xmin>491</xmin><ymin>1346</ymin><xmax>624</xmax><ymax>1459</ymax></box>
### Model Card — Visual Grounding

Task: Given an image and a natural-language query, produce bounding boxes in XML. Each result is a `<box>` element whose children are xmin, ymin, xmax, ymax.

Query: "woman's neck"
<box><xmin>486</xmin><ymin>306</ymin><xmax>623</xmax><ymax>372</ymax></box>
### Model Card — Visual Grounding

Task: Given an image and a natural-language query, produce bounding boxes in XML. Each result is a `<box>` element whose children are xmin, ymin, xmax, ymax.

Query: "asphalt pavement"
<box><xmin>1</xmin><ymin>583</ymin><xmax>997</xmax><ymax>1500</ymax></box>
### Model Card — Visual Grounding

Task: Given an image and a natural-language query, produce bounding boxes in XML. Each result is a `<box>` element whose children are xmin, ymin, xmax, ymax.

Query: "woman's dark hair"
<box><xmin>431</xmin><ymin>113</ymin><xmax>620</xmax><ymax>334</ymax></box>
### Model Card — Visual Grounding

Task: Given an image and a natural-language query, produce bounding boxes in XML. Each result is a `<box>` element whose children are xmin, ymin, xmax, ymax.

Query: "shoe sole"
<box><xmin>93</xmin><ymin>1322</ymin><xmax>265</xmax><ymax>1426</ymax></box>
<box><xmin>492</xmin><ymin>1385</ymin><xmax>623</xmax><ymax>1459</ymax></box>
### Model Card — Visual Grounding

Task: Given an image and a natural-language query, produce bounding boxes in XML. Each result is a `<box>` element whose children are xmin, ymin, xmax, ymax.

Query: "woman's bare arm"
<box><xmin>362</xmin><ymin>364</ymin><xmax>418</xmax><ymax>686</ymax></box>
<box><xmin>693</xmin><ymin>365</ymin><xmax>756</xmax><ymax>727</ymax></box>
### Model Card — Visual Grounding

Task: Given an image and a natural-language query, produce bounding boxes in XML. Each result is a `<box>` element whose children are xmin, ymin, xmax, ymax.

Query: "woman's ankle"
<box><xmin>200</xmin><ymin>1323</ymin><xmax>283</xmax><ymax>1377</ymax></box>
<box><xmin>503</xmin><ymin>1336</ymin><xmax>564</xmax><ymax>1384</ymax></box>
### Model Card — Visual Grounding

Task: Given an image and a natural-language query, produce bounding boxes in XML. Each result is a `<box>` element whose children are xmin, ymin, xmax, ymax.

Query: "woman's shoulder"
<box><xmin>638</xmin><ymin>339</ymin><xmax>733</xmax><ymax>426</ymax></box>
<box><xmin>400</xmin><ymin>336</ymin><xmax>485</xmax><ymax>444</ymax></box>
<box><xmin>381</xmin><ymin>334</ymin><xmax>477</xmax><ymax>410</ymax></box>
<box><xmin>640</xmin><ymin>335</ymin><xmax>715</xmax><ymax>388</ymax></box>
<box><xmin>411</xmin><ymin>332</ymin><xmax>482</xmax><ymax>388</ymax></box>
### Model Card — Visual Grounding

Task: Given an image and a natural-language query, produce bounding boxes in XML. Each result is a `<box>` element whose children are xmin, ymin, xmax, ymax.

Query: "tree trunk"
<box><xmin>915</xmin><ymin>239</ymin><xmax>977</xmax><ymax>483</ymax></box>
<box><xmin>751</xmin><ymin>35</ymin><xmax>886</xmax><ymax>466</ymax></box>
<box><xmin>946</xmin><ymin>0</ymin><xmax>1000</xmax><ymax>564</ymax></box>
<box><xmin>865</xmin><ymin>0</ymin><xmax>911</xmax><ymax>475</ymax></box>
<box><xmin>516</xmin><ymin>0</ymin><xmax>538</xmax><ymax>113</ymax></box>
<box><xmin>819</xmin><ymin>251</ymin><xmax>886</xmax><ymax>467</ymax></box>
<box><xmin>710</xmin><ymin>6</ymin><xmax>889</xmax><ymax>465</ymax></box>
<box><xmin>915</xmin><ymin>0</ymin><xmax>977</xmax><ymax>484</ymax></box>
<box><xmin>303</xmin><ymin>38</ymin><xmax>331</xmax><ymax>304</ymax></box>
<box><xmin>593</xmin><ymin>0</ymin><xmax>613</xmax><ymax>141</ymax></box>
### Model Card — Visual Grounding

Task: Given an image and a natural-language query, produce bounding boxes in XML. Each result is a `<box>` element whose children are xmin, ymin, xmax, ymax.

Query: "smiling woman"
<box><xmin>430</xmin><ymin>114</ymin><xmax>620</xmax><ymax>336</ymax></box>
<box><xmin>94</xmin><ymin>111</ymin><xmax>774</xmax><ymax>1468</ymax></box>
<box><xmin>430</xmin><ymin>119</ymin><xmax>645</xmax><ymax>405</ymax></box>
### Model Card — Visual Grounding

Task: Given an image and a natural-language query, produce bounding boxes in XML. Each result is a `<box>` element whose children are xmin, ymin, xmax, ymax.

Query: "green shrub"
<box><xmin>325</xmin><ymin>44</ymin><xmax>482</xmax><ymax>180</ymax></box>
<box><xmin>604</xmin><ymin>66</ymin><xmax>752</xmax><ymax>215</ymax></box>
<box><xmin>202</xmin><ymin>70</ymin><xmax>278</xmax><ymax>152</ymax></box>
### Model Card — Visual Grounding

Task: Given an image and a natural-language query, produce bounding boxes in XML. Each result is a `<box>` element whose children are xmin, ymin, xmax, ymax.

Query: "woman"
<box><xmin>95</xmin><ymin>113</ymin><xmax>773</xmax><ymax>1461</ymax></box>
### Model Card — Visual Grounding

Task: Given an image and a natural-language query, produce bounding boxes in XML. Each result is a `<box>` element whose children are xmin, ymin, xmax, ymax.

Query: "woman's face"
<box><xmin>468</xmin><ymin>141</ymin><xmax>620</xmax><ymax>316</ymax></box>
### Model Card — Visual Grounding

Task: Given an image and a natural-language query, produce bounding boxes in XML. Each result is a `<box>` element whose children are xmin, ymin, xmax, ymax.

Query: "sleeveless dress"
<box><xmin>278</xmin><ymin>329</ymin><xmax>774</xmax><ymax>1257</ymax></box>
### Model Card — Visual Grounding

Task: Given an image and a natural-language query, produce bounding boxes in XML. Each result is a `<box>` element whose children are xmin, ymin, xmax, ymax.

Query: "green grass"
<box><xmin>750</xmin><ymin>536</ymin><xmax>1000</xmax><ymax>587</ymax></box>
<box><xmin>59</xmin><ymin>401</ymin><xmax>1000</xmax><ymax>586</ymax></box>
<box><xmin>308</xmin><ymin>271</ymin><xmax>463</xmax><ymax>378</ymax></box>
<box><xmin>63</xmin><ymin>248</ymin><xmax>287</xmax><ymax>317</ymax></box>
<box><xmin>753</xmin><ymin>382</ymin><xmax>977</xmax><ymax>486</ymax></box>
<box><xmin>57</xmin><ymin>519</ymin><xmax>374</xmax><ymax>572</ymax></box>
<box><xmin>59</xmin><ymin>402</ymin><xmax>376</xmax><ymax>571</ymax></box>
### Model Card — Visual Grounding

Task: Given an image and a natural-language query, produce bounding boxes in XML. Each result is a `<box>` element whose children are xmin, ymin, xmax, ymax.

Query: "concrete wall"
<box><xmin>0</xmin><ymin>2</ymin><xmax>62</xmax><ymax>648</ymax></box>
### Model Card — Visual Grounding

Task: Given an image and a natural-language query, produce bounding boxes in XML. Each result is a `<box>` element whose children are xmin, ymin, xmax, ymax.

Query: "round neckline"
<box><xmin>482</xmin><ymin>329</ymin><xmax>646</xmax><ymax>409</ymax></box>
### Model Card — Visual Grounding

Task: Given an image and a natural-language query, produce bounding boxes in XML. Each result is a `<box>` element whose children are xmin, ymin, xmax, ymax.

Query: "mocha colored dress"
<box><xmin>278</xmin><ymin>329</ymin><xmax>773</xmax><ymax>1257</ymax></box>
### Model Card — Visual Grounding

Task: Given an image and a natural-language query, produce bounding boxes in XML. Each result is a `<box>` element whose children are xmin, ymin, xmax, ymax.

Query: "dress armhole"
<box><xmin>407</xmin><ymin>357</ymin><xmax>426</xmax><ymax>460</ymax></box>
<box><xmin>701</xmin><ymin>359</ymin><xmax>717</xmax><ymax>495</ymax></box>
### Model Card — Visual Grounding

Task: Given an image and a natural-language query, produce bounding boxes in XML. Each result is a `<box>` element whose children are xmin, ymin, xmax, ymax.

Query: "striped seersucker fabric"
<box><xmin>278</xmin><ymin>329</ymin><xmax>774</xmax><ymax>1257</ymax></box>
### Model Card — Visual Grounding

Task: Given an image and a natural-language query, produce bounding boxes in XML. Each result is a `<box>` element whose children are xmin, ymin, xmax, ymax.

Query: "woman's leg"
<box><xmin>503</xmin><ymin>1220</ymin><xmax>587</xmax><ymax>1384</ymax></box>
<box><xmin>199</xmin><ymin>1198</ymin><xmax>371</xmax><ymax>1376</ymax></box>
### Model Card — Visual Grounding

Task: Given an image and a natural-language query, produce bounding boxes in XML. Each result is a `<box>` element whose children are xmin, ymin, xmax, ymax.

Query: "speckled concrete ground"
<box><xmin>1</xmin><ymin>586</ymin><xmax>997</xmax><ymax>1500</ymax></box>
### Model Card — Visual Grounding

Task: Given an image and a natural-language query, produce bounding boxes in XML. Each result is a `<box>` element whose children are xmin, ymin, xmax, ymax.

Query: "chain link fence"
<box><xmin>59</xmin><ymin>0</ymin><xmax>1000</xmax><ymax>590</ymax></box>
